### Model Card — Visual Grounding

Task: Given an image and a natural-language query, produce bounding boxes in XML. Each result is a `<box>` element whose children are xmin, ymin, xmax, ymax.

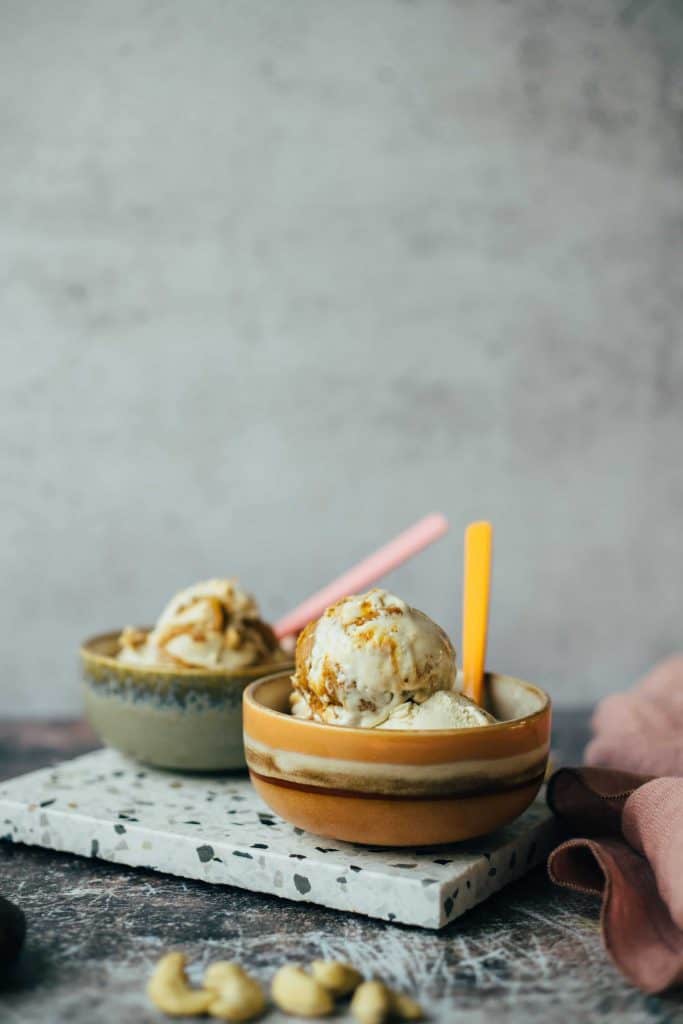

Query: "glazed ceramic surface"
<box><xmin>243</xmin><ymin>672</ymin><xmax>551</xmax><ymax>845</ymax></box>
<box><xmin>81</xmin><ymin>631</ymin><xmax>292</xmax><ymax>771</ymax></box>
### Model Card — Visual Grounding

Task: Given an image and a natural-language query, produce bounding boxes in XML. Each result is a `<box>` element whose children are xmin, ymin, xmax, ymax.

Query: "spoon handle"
<box><xmin>462</xmin><ymin>521</ymin><xmax>493</xmax><ymax>707</ymax></box>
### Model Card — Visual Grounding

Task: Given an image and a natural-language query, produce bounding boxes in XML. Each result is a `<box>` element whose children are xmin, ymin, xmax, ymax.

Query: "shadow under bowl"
<box><xmin>243</xmin><ymin>672</ymin><xmax>551</xmax><ymax>846</ymax></box>
<box><xmin>80</xmin><ymin>631</ymin><xmax>293</xmax><ymax>771</ymax></box>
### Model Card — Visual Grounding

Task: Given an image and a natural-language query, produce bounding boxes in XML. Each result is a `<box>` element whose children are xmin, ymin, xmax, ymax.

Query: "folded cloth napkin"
<box><xmin>546</xmin><ymin>655</ymin><xmax>683</xmax><ymax>994</ymax></box>
<box><xmin>585</xmin><ymin>655</ymin><xmax>683</xmax><ymax>777</ymax></box>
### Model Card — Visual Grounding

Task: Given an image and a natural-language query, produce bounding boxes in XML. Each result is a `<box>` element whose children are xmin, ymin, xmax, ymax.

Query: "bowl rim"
<box><xmin>244</xmin><ymin>669</ymin><xmax>551</xmax><ymax>739</ymax></box>
<box><xmin>80</xmin><ymin>629</ymin><xmax>293</xmax><ymax>680</ymax></box>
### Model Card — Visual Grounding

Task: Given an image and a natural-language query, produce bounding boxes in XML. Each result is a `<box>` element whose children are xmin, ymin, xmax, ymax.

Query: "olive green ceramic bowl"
<box><xmin>80</xmin><ymin>630</ymin><xmax>293</xmax><ymax>771</ymax></box>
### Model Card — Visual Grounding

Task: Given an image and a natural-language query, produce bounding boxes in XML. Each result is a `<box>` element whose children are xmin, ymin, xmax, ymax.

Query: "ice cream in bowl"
<box><xmin>80</xmin><ymin>579</ymin><xmax>291</xmax><ymax>771</ymax></box>
<box><xmin>79</xmin><ymin>515</ymin><xmax>453</xmax><ymax>772</ymax></box>
<box><xmin>243</xmin><ymin>588</ymin><xmax>551</xmax><ymax>846</ymax></box>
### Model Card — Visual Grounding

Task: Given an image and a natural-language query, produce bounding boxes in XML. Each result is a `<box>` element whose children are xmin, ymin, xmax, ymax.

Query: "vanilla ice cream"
<box><xmin>290</xmin><ymin>588</ymin><xmax>457</xmax><ymax>727</ymax></box>
<box><xmin>377</xmin><ymin>688</ymin><xmax>496</xmax><ymax>730</ymax></box>
<box><xmin>118</xmin><ymin>578</ymin><xmax>286</xmax><ymax>671</ymax></box>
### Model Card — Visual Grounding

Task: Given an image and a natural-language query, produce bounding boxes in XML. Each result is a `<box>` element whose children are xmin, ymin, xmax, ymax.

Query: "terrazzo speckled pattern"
<box><xmin>0</xmin><ymin>749</ymin><xmax>560</xmax><ymax>929</ymax></box>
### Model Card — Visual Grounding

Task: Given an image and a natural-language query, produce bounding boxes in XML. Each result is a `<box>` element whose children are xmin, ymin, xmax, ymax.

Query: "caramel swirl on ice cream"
<box><xmin>118</xmin><ymin>578</ymin><xmax>286</xmax><ymax>671</ymax></box>
<box><xmin>290</xmin><ymin>588</ymin><xmax>459</xmax><ymax>727</ymax></box>
<box><xmin>291</xmin><ymin>588</ymin><xmax>496</xmax><ymax>730</ymax></box>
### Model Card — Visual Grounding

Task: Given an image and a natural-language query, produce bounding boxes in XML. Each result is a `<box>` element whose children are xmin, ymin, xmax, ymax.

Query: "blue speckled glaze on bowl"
<box><xmin>80</xmin><ymin>630</ymin><xmax>293</xmax><ymax>771</ymax></box>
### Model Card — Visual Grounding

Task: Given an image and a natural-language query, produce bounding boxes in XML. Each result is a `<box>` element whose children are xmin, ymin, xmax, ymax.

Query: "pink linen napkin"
<box><xmin>586</xmin><ymin>655</ymin><xmax>683</xmax><ymax>776</ymax></box>
<box><xmin>546</xmin><ymin>655</ymin><xmax>683</xmax><ymax>993</ymax></box>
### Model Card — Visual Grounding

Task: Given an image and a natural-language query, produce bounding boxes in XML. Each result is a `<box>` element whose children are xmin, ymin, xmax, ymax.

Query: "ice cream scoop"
<box><xmin>118</xmin><ymin>578</ymin><xmax>286</xmax><ymax>671</ymax></box>
<box><xmin>290</xmin><ymin>588</ymin><xmax>457</xmax><ymax>727</ymax></box>
<box><xmin>377</xmin><ymin>689</ymin><xmax>496</xmax><ymax>730</ymax></box>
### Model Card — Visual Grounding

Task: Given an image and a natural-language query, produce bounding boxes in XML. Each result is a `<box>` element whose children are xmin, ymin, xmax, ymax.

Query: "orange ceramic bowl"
<box><xmin>243</xmin><ymin>672</ymin><xmax>551</xmax><ymax>847</ymax></box>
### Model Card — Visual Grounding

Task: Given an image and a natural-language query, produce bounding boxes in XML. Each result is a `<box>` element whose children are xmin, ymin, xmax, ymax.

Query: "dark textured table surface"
<box><xmin>1</xmin><ymin>713</ymin><xmax>681</xmax><ymax>1024</ymax></box>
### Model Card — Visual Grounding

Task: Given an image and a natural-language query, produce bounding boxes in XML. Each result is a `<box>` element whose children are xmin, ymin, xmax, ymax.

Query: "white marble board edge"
<box><xmin>0</xmin><ymin>749</ymin><xmax>560</xmax><ymax>929</ymax></box>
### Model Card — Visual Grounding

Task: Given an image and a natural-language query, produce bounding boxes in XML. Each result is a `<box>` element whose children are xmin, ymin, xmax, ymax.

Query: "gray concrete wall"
<box><xmin>1</xmin><ymin>0</ymin><xmax>682</xmax><ymax>715</ymax></box>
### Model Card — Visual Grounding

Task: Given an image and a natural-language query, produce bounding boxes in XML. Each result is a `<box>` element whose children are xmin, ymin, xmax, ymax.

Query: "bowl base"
<box><xmin>84</xmin><ymin>685</ymin><xmax>247</xmax><ymax>771</ymax></box>
<box><xmin>249</xmin><ymin>772</ymin><xmax>543</xmax><ymax>846</ymax></box>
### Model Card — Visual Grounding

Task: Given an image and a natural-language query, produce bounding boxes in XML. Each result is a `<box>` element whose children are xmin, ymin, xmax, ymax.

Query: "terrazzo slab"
<box><xmin>0</xmin><ymin>749</ymin><xmax>560</xmax><ymax>929</ymax></box>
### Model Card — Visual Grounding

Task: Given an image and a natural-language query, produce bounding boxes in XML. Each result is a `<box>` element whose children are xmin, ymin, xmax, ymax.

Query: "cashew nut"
<box><xmin>391</xmin><ymin>991</ymin><xmax>424</xmax><ymax>1021</ymax></box>
<box><xmin>310</xmin><ymin>959</ymin><xmax>363</xmax><ymax>997</ymax></box>
<box><xmin>204</xmin><ymin>961</ymin><xmax>266</xmax><ymax>1021</ymax></box>
<box><xmin>271</xmin><ymin>964</ymin><xmax>334</xmax><ymax>1018</ymax></box>
<box><xmin>205</xmin><ymin>962</ymin><xmax>245</xmax><ymax>990</ymax></box>
<box><xmin>147</xmin><ymin>952</ymin><xmax>214</xmax><ymax>1017</ymax></box>
<box><xmin>350</xmin><ymin>980</ymin><xmax>393</xmax><ymax>1024</ymax></box>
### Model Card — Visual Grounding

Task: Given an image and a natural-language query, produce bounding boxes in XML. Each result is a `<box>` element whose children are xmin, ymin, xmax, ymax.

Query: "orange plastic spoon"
<box><xmin>462</xmin><ymin>521</ymin><xmax>493</xmax><ymax>707</ymax></box>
